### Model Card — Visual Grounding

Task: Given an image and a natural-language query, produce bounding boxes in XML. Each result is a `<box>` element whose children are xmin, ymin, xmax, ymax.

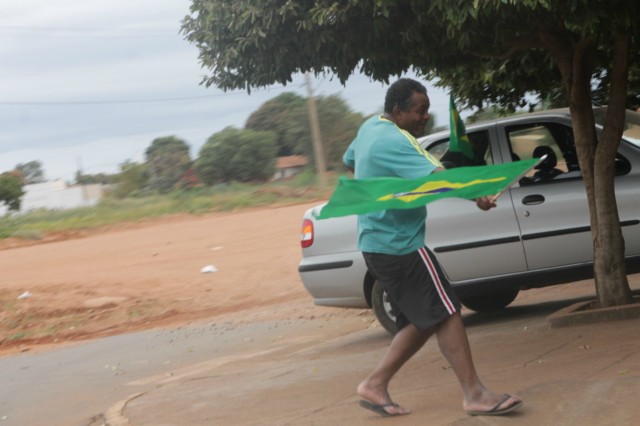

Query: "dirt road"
<box><xmin>0</xmin><ymin>202</ymin><xmax>325</xmax><ymax>355</ymax></box>
<box><xmin>3</xmin><ymin>202</ymin><xmax>640</xmax><ymax>425</ymax></box>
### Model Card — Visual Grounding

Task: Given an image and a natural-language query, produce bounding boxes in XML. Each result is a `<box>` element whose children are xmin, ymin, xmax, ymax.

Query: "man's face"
<box><xmin>395</xmin><ymin>92</ymin><xmax>431</xmax><ymax>137</ymax></box>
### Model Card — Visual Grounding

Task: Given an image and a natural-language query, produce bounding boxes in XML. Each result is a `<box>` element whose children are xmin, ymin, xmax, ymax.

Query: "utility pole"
<box><xmin>304</xmin><ymin>72</ymin><xmax>327</xmax><ymax>187</ymax></box>
<box><xmin>76</xmin><ymin>156</ymin><xmax>89</xmax><ymax>205</ymax></box>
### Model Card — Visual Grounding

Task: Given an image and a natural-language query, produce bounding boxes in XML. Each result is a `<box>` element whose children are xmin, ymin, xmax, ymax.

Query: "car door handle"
<box><xmin>522</xmin><ymin>194</ymin><xmax>545</xmax><ymax>205</ymax></box>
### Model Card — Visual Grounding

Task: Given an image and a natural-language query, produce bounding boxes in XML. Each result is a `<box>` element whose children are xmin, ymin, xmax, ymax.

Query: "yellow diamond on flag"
<box><xmin>378</xmin><ymin>177</ymin><xmax>507</xmax><ymax>203</ymax></box>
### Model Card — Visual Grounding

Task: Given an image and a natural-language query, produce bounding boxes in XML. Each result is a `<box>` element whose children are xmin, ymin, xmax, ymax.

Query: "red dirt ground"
<box><xmin>0</xmin><ymin>202</ymin><xmax>323</xmax><ymax>356</ymax></box>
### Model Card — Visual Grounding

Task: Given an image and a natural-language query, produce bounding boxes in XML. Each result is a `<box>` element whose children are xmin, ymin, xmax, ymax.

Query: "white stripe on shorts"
<box><xmin>418</xmin><ymin>247</ymin><xmax>456</xmax><ymax>314</ymax></box>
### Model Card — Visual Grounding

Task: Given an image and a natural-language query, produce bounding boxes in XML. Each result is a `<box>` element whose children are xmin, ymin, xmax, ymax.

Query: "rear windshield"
<box><xmin>593</xmin><ymin>108</ymin><xmax>640</xmax><ymax>148</ymax></box>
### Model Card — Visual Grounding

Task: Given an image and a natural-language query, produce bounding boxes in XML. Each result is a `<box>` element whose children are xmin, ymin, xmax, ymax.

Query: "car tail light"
<box><xmin>300</xmin><ymin>218</ymin><xmax>314</xmax><ymax>248</ymax></box>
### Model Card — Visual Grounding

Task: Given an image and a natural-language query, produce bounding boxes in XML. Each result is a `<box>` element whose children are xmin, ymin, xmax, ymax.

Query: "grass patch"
<box><xmin>9</xmin><ymin>229</ymin><xmax>43</xmax><ymax>240</ymax></box>
<box><xmin>4</xmin><ymin>331</ymin><xmax>30</xmax><ymax>342</ymax></box>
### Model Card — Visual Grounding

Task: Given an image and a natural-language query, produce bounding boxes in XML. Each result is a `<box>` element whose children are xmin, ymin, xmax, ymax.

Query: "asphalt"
<box><xmin>105</xmin><ymin>276</ymin><xmax>640</xmax><ymax>426</ymax></box>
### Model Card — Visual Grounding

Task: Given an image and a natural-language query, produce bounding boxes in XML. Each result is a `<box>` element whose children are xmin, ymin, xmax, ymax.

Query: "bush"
<box><xmin>195</xmin><ymin>127</ymin><xmax>278</xmax><ymax>184</ymax></box>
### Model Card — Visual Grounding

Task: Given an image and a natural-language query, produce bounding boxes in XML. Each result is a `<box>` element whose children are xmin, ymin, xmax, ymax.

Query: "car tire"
<box><xmin>458</xmin><ymin>288</ymin><xmax>519</xmax><ymax>312</ymax></box>
<box><xmin>371</xmin><ymin>280</ymin><xmax>397</xmax><ymax>335</ymax></box>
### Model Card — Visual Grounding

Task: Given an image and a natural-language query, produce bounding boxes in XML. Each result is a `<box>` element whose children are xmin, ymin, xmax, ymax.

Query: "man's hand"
<box><xmin>475</xmin><ymin>195</ymin><xmax>497</xmax><ymax>211</ymax></box>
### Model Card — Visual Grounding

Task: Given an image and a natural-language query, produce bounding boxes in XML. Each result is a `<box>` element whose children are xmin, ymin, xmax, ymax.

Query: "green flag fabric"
<box><xmin>449</xmin><ymin>94</ymin><xmax>475</xmax><ymax>160</ymax></box>
<box><xmin>315</xmin><ymin>159</ymin><xmax>539</xmax><ymax>220</ymax></box>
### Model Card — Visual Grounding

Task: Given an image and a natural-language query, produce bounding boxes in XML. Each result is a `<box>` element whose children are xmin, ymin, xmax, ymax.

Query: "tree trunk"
<box><xmin>591</xmin><ymin>34</ymin><xmax>633</xmax><ymax>306</ymax></box>
<box><xmin>548</xmin><ymin>34</ymin><xmax>633</xmax><ymax>307</ymax></box>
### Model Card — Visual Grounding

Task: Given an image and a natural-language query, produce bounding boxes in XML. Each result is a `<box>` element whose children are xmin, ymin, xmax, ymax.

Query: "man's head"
<box><xmin>384</xmin><ymin>78</ymin><xmax>431</xmax><ymax>137</ymax></box>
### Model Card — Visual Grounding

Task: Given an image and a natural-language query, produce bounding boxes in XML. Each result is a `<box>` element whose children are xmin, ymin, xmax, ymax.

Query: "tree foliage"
<box><xmin>75</xmin><ymin>172</ymin><xmax>117</xmax><ymax>185</ymax></box>
<box><xmin>245</xmin><ymin>92</ymin><xmax>308</xmax><ymax>156</ymax></box>
<box><xmin>15</xmin><ymin>160</ymin><xmax>45</xmax><ymax>185</ymax></box>
<box><xmin>194</xmin><ymin>127</ymin><xmax>278</xmax><ymax>184</ymax></box>
<box><xmin>145</xmin><ymin>136</ymin><xmax>192</xmax><ymax>193</ymax></box>
<box><xmin>314</xmin><ymin>94</ymin><xmax>364</xmax><ymax>170</ymax></box>
<box><xmin>0</xmin><ymin>172</ymin><xmax>25</xmax><ymax>212</ymax></box>
<box><xmin>183</xmin><ymin>0</ymin><xmax>640</xmax><ymax>307</ymax></box>
<box><xmin>245</xmin><ymin>91</ymin><xmax>364</xmax><ymax>170</ymax></box>
<box><xmin>111</xmin><ymin>160</ymin><xmax>149</xmax><ymax>198</ymax></box>
<box><xmin>182</xmin><ymin>0</ymin><xmax>637</xmax><ymax>108</ymax></box>
<box><xmin>175</xmin><ymin>168</ymin><xmax>203</xmax><ymax>190</ymax></box>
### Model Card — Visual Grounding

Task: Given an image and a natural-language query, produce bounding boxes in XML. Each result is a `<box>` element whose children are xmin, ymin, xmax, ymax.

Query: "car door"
<box><xmin>511</xmin><ymin>178</ymin><xmax>593</xmax><ymax>270</ymax></box>
<box><xmin>497</xmin><ymin>116</ymin><xmax>640</xmax><ymax>271</ymax></box>
<box><xmin>615</xmin><ymin>140</ymin><xmax>640</xmax><ymax>258</ymax></box>
<box><xmin>424</xmin><ymin>125</ymin><xmax>528</xmax><ymax>283</ymax></box>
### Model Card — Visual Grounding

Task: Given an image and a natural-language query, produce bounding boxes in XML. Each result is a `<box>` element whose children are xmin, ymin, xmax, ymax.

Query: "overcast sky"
<box><xmin>0</xmin><ymin>0</ymin><xmax>453</xmax><ymax>182</ymax></box>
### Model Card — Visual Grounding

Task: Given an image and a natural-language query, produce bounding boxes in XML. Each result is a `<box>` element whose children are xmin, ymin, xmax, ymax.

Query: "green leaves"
<box><xmin>245</xmin><ymin>92</ymin><xmax>308</xmax><ymax>157</ymax></box>
<box><xmin>181</xmin><ymin>0</ymin><xmax>639</xmax><ymax>111</ymax></box>
<box><xmin>145</xmin><ymin>136</ymin><xmax>192</xmax><ymax>193</ymax></box>
<box><xmin>194</xmin><ymin>127</ymin><xmax>278</xmax><ymax>184</ymax></box>
<box><xmin>15</xmin><ymin>161</ymin><xmax>45</xmax><ymax>185</ymax></box>
<box><xmin>0</xmin><ymin>172</ymin><xmax>25</xmax><ymax>212</ymax></box>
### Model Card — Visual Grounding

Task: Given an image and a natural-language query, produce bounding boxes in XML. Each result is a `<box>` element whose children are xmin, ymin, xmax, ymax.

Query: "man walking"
<box><xmin>343</xmin><ymin>78</ymin><xmax>523</xmax><ymax>417</ymax></box>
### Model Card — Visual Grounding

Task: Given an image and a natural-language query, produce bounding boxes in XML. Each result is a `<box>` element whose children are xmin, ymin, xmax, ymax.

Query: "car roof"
<box><xmin>421</xmin><ymin>107</ymin><xmax>581</xmax><ymax>143</ymax></box>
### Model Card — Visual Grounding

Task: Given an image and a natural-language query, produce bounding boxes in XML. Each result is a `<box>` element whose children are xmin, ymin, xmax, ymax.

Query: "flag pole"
<box><xmin>490</xmin><ymin>155</ymin><xmax>546</xmax><ymax>203</ymax></box>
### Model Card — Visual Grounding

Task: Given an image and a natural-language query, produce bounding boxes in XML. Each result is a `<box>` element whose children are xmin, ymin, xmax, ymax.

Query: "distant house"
<box><xmin>273</xmin><ymin>155</ymin><xmax>308</xmax><ymax>180</ymax></box>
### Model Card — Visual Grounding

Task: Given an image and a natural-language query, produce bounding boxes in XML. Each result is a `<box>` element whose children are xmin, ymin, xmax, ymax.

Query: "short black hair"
<box><xmin>384</xmin><ymin>78</ymin><xmax>427</xmax><ymax>114</ymax></box>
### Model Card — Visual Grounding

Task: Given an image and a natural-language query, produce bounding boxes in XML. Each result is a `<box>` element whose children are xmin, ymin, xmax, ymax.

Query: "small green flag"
<box><xmin>449</xmin><ymin>94</ymin><xmax>474</xmax><ymax>160</ymax></box>
<box><xmin>315</xmin><ymin>159</ymin><xmax>538</xmax><ymax>219</ymax></box>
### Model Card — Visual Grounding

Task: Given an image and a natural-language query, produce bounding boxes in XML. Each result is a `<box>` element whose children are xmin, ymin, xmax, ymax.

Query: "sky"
<box><xmin>0</xmin><ymin>0</ymin><xmax>454</xmax><ymax>182</ymax></box>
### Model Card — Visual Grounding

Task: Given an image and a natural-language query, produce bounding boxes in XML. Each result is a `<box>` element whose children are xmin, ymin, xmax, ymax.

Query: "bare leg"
<box><xmin>357</xmin><ymin>323</ymin><xmax>434</xmax><ymax>415</ymax></box>
<box><xmin>435</xmin><ymin>312</ymin><xmax>522</xmax><ymax>413</ymax></box>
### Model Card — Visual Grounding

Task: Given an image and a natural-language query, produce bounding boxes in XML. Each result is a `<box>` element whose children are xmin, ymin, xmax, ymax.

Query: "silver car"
<box><xmin>298</xmin><ymin>107</ymin><xmax>640</xmax><ymax>333</ymax></box>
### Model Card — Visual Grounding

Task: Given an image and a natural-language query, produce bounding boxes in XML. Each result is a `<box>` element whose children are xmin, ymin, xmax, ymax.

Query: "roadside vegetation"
<box><xmin>0</xmin><ymin>92</ymin><xmax>366</xmax><ymax>240</ymax></box>
<box><xmin>0</xmin><ymin>170</ymin><xmax>335</xmax><ymax>241</ymax></box>
<box><xmin>1</xmin><ymin>89</ymin><xmax>442</xmax><ymax>242</ymax></box>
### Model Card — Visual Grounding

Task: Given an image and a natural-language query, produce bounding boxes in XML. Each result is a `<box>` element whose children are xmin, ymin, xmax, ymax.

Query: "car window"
<box><xmin>426</xmin><ymin>130</ymin><xmax>493</xmax><ymax>169</ymax></box>
<box><xmin>506</xmin><ymin>121</ymin><xmax>633</xmax><ymax>183</ymax></box>
<box><xmin>505</xmin><ymin>122</ymin><xmax>580</xmax><ymax>184</ymax></box>
<box><xmin>426</xmin><ymin>137</ymin><xmax>450</xmax><ymax>160</ymax></box>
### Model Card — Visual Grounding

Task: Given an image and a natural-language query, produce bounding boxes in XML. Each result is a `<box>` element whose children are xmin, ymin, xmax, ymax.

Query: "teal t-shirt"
<box><xmin>343</xmin><ymin>115</ymin><xmax>441</xmax><ymax>255</ymax></box>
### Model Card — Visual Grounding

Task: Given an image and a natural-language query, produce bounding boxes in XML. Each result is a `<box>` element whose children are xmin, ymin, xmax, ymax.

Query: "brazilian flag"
<box><xmin>315</xmin><ymin>159</ymin><xmax>538</xmax><ymax>219</ymax></box>
<box><xmin>449</xmin><ymin>94</ymin><xmax>475</xmax><ymax>160</ymax></box>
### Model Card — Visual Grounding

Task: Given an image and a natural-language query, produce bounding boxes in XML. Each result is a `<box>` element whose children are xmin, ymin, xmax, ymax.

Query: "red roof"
<box><xmin>275</xmin><ymin>155</ymin><xmax>308</xmax><ymax>169</ymax></box>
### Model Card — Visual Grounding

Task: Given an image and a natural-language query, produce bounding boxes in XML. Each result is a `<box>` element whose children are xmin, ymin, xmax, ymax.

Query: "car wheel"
<box><xmin>371</xmin><ymin>280</ymin><xmax>397</xmax><ymax>335</ymax></box>
<box><xmin>458</xmin><ymin>288</ymin><xmax>519</xmax><ymax>312</ymax></box>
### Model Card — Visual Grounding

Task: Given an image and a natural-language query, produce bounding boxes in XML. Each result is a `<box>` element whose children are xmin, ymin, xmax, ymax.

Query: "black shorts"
<box><xmin>363</xmin><ymin>247</ymin><xmax>461</xmax><ymax>332</ymax></box>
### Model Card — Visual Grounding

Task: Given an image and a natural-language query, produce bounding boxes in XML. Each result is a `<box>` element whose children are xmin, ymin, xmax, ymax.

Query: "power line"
<box><xmin>0</xmin><ymin>84</ymin><xmax>306</xmax><ymax>106</ymax></box>
<box><xmin>0</xmin><ymin>25</ymin><xmax>178</xmax><ymax>38</ymax></box>
<box><xmin>0</xmin><ymin>24</ymin><xmax>171</xmax><ymax>30</ymax></box>
<box><xmin>0</xmin><ymin>33</ymin><xmax>176</xmax><ymax>39</ymax></box>
<box><xmin>0</xmin><ymin>94</ymin><xmax>241</xmax><ymax>106</ymax></box>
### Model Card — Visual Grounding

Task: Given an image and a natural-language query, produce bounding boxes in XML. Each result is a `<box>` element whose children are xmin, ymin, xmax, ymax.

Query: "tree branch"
<box><xmin>464</xmin><ymin>35</ymin><xmax>544</xmax><ymax>60</ymax></box>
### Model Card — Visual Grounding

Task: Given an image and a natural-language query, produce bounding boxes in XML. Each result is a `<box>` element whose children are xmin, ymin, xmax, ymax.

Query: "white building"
<box><xmin>0</xmin><ymin>180</ymin><xmax>107</xmax><ymax>215</ymax></box>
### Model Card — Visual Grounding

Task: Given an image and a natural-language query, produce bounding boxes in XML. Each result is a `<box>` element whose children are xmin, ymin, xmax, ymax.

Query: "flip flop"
<box><xmin>359</xmin><ymin>400</ymin><xmax>410</xmax><ymax>417</ymax></box>
<box><xmin>466</xmin><ymin>394</ymin><xmax>523</xmax><ymax>416</ymax></box>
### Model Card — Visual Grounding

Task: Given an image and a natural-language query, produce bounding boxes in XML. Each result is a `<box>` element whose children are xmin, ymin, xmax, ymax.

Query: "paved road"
<box><xmin>1</xmin><ymin>279</ymin><xmax>639</xmax><ymax>426</ymax></box>
<box><xmin>0</xmin><ymin>317</ymin><xmax>321</xmax><ymax>426</ymax></box>
<box><xmin>122</xmin><ymin>279</ymin><xmax>640</xmax><ymax>425</ymax></box>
